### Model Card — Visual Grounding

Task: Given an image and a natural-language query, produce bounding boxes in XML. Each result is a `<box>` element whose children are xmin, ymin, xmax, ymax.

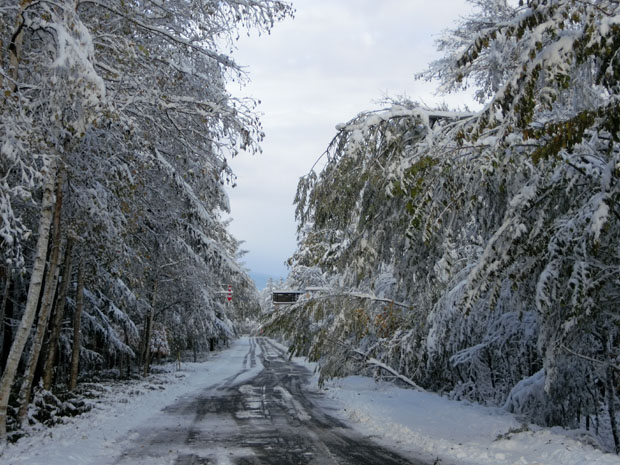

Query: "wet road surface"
<box><xmin>116</xmin><ymin>337</ymin><xmax>427</xmax><ymax>465</ymax></box>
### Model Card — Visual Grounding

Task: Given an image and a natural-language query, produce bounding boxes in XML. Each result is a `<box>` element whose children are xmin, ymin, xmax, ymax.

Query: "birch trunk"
<box><xmin>69</xmin><ymin>260</ymin><xmax>84</xmax><ymax>391</ymax></box>
<box><xmin>42</xmin><ymin>237</ymin><xmax>74</xmax><ymax>390</ymax></box>
<box><xmin>16</xmin><ymin>170</ymin><xmax>65</xmax><ymax>425</ymax></box>
<box><xmin>0</xmin><ymin>0</ymin><xmax>49</xmax><ymax>440</ymax></box>
<box><xmin>0</xmin><ymin>158</ymin><xmax>58</xmax><ymax>443</ymax></box>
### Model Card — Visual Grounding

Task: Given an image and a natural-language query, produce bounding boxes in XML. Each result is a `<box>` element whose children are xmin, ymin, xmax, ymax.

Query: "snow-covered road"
<box><xmin>115</xmin><ymin>336</ymin><xmax>421</xmax><ymax>464</ymax></box>
<box><xmin>5</xmin><ymin>336</ymin><xmax>619</xmax><ymax>465</ymax></box>
<box><xmin>3</xmin><ymin>336</ymin><xmax>421</xmax><ymax>465</ymax></box>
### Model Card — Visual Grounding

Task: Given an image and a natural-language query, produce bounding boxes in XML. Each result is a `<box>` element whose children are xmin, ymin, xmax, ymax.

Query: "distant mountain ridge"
<box><xmin>249</xmin><ymin>271</ymin><xmax>285</xmax><ymax>291</ymax></box>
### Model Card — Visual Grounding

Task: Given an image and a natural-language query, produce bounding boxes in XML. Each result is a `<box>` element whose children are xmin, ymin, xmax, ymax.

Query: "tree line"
<box><xmin>266</xmin><ymin>0</ymin><xmax>620</xmax><ymax>453</ymax></box>
<box><xmin>0</xmin><ymin>0</ymin><xmax>292</xmax><ymax>444</ymax></box>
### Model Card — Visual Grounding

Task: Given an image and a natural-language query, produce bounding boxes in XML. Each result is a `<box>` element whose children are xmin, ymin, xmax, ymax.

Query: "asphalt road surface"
<box><xmin>116</xmin><ymin>337</ymin><xmax>428</xmax><ymax>465</ymax></box>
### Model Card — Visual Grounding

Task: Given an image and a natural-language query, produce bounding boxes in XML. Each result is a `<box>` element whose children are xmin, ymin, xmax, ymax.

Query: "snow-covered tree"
<box><xmin>270</xmin><ymin>0</ymin><xmax>620</xmax><ymax>451</ymax></box>
<box><xmin>0</xmin><ymin>0</ymin><xmax>291</xmax><ymax>443</ymax></box>
<box><xmin>420</xmin><ymin>0</ymin><xmax>620</xmax><ymax>441</ymax></box>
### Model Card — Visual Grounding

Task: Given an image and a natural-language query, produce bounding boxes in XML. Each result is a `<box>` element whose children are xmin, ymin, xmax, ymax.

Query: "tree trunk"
<box><xmin>606</xmin><ymin>366</ymin><xmax>620</xmax><ymax>454</ymax></box>
<box><xmin>123</xmin><ymin>328</ymin><xmax>131</xmax><ymax>379</ymax></box>
<box><xmin>0</xmin><ymin>273</ymin><xmax>11</xmax><ymax>358</ymax></box>
<box><xmin>16</xmin><ymin>170</ymin><xmax>65</xmax><ymax>425</ymax></box>
<box><xmin>0</xmin><ymin>158</ymin><xmax>58</xmax><ymax>443</ymax></box>
<box><xmin>69</xmin><ymin>260</ymin><xmax>85</xmax><ymax>391</ymax></box>
<box><xmin>0</xmin><ymin>279</ymin><xmax>15</xmax><ymax>373</ymax></box>
<box><xmin>141</xmin><ymin>278</ymin><xmax>158</xmax><ymax>378</ymax></box>
<box><xmin>142</xmin><ymin>307</ymin><xmax>154</xmax><ymax>377</ymax></box>
<box><xmin>6</xmin><ymin>0</ymin><xmax>34</xmax><ymax>92</ymax></box>
<box><xmin>42</xmin><ymin>237</ymin><xmax>74</xmax><ymax>390</ymax></box>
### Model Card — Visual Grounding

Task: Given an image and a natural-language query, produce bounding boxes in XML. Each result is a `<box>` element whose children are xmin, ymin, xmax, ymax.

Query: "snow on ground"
<box><xmin>275</xmin><ymin>337</ymin><xmax>620</xmax><ymax>465</ymax></box>
<box><xmin>2</xmin><ymin>337</ymin><xmax>265</xmax><ymax>465</ymax></box>
<box><xmin>3</xmin><ymin>337</ymin><xmax>620</xmax><ymax>465</ymax></box>
<box><xmin>313</xmin><ymin>373</ymin><xmax>620</xmax><ymax>465</ymax></box>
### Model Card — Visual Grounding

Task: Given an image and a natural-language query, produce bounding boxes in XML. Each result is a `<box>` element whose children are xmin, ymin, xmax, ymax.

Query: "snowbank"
<box><xmin>317</xmin><ymin>375</ymin><xmax>620</xmax><ymax>465</ymax></box>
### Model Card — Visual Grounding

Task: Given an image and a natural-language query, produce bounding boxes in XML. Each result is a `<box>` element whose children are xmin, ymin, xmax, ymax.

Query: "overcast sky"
<box><xmin>225</xmin><ymin>0</ymin><xmax>478</xmax><ymax>287</ymax></box>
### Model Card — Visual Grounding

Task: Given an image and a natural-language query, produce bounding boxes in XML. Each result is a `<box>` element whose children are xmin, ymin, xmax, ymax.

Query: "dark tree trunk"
<box><xmin>606</xmin><ymin>366</ymin><xmax>620</xmax><ymax>454</ymax></box>
<box><xmin>142</xmin><ymin>307</ymin><xmax>154</xmax><ymax>377</ymax></box>
<box><xmin>42</xmin><ymin>237</ymin><xmax>74</xmax><ymax>389</ymax></box>
<box><xmin>69</xmin><ymin>260</ymin><xmax>85</xmax><ymax>391</ymax></box>
<box><xmin>0</xmin><ymin>276</ymin><xmax>14</xmax><ymax>373</ymax></box>
<box><xmin>123</xmin><ymin>328</ymin><xmax>132</xmax><ymax>379</ymax></box>
<box><xmin>0</xmin><ymin>272</ymin><xmax>10</xmax><ymax>356</ymax></box>
<box><xmin>141</xmin><ymin>278</ymin><xmax>158</xmax><ymax>378</ymax></box>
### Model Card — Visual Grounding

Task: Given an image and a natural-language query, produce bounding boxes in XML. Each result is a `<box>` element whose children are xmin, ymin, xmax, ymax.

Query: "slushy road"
<box><xmin>116</xmin><ymin>337</ymin><xmax>427</xmax><ymax>465</ymax></box>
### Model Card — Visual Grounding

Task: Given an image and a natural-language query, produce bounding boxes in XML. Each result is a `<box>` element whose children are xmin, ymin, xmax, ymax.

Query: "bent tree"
<box><xmin>269</xmin><ymin>0</ymin><xmax>620</xmax><ymax>451</ymax></box>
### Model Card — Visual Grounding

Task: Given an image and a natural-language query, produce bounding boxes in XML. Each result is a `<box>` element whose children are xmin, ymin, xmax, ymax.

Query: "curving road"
<box><xmin>116</xmin><ymin>337</ymin><xmax>427</xmax><ymax>465</ymax></box>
